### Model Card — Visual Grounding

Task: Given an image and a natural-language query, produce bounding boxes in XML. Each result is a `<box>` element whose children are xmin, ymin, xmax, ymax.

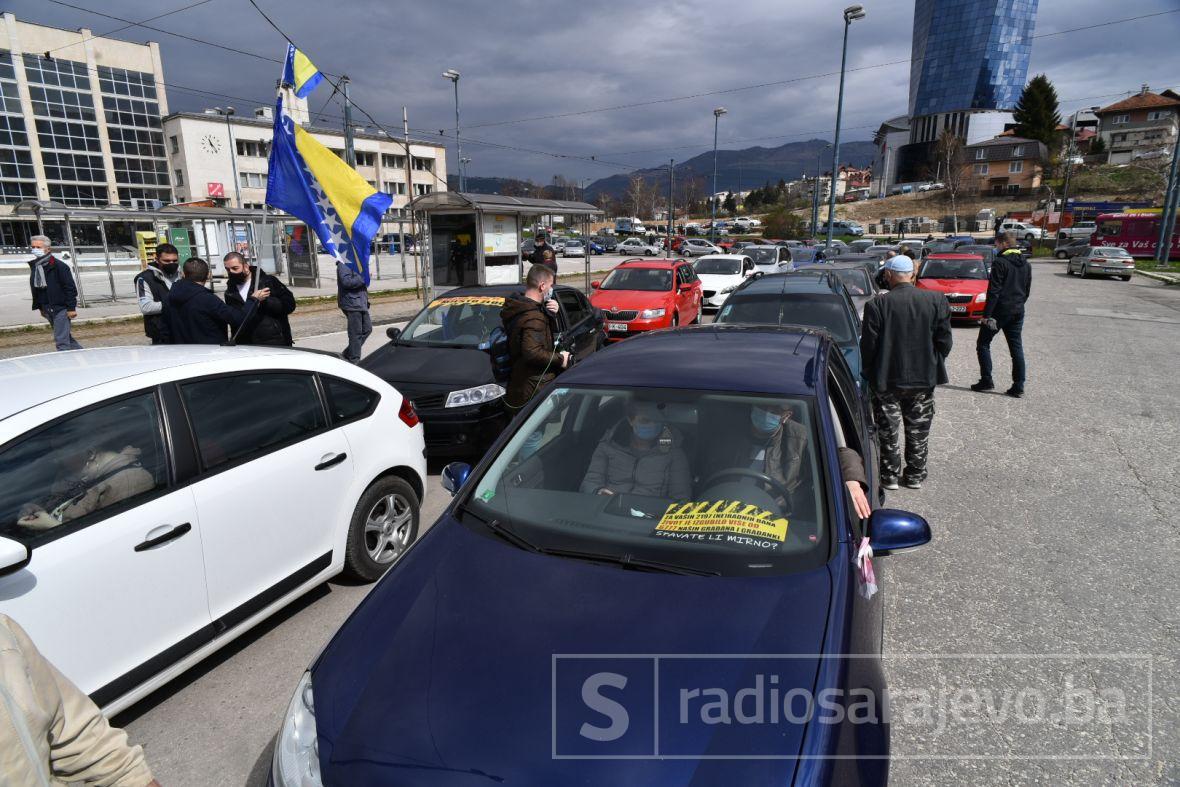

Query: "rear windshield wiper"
<box><xmin>542</xmin><ymin>547</ymin><xmax>719</xmax><ymax>577</ymax></box>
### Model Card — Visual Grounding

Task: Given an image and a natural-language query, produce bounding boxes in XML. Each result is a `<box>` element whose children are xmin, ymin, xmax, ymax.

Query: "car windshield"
<box><xmin>600</xmin><ymin>267</ymin><xmax>671</xmax><ymax>291</ymax></box>
<box><xmin>400</xmin><ymin>295</ymin><xmax>505</xmax><ymax>347</ymax></box>
<box><xmin>695</xmin><ymin>258</ymin><xmax>741</xmax><ymax>275</ymax></box>
<box><xmin>463</xmin><ymin>386</ymin><xmax>829</xmax><ymax>577</ymax></box>
<box><xmin>920</xmin><ymin>258</ymin><xmax>987</xmax><ymax>280</ymax></box>
<box><xmin>1094</xmin><ymin>247</ymin><xmax>1131</xmax><ymax>257</ymax></box>
<box><xmin>830</xmin><ymin>268</ymin><xmax>871</xmax><ymax>295</ymax></box>
<box><xmin>790</xmin><ymin>248</ymin><xmax>817</xmax><ymax>262</ymax></box>
<box><xmin>746</xmin><ymin>248</ymin><xmax>779</xmax><ymax>265</ymax></box>
<box><xmin>717</xmin><ymin>293</ymin><xmax>855</xmax><ymax>343</ymax></box>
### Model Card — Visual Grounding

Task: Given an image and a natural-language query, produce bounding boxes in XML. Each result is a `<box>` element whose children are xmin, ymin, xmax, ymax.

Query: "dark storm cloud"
<box><xmin>15</xmin><ymin>0</ymin><xmax>1180</xmax><ymax>182</ymax></box>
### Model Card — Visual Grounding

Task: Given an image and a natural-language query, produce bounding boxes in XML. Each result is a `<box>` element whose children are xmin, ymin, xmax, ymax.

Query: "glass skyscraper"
<box><xmin>909</xmin><ymin>0</ymin><xmax>1038</xmax><ymax>118</ymax></box>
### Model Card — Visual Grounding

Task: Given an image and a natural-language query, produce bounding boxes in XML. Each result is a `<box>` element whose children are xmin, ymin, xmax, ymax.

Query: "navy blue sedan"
<box><xmin>270</xmin><ymin>326</ymin><xmax>931</xmax><ymax>786</ymax></box>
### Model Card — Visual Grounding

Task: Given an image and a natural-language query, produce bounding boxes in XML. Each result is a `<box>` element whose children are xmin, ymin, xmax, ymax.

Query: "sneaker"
<box><xmin>1005</xmin><ymin>386</ymin><xmax>1024</xmax><ymax>398</ymax></box>
<box><xmin>970</xmin><ymin>380</ymin><xmax>995</xmax><ymax>392</ymax></box>
<box><xmin>881</xmin><ymin>478</ymin><xmax>899</xmax><ymax>490</ymax></box>
<box><xmin>902</xmin><ymin>478</ymin><xmax>923</xmax><ymax>489</ymax></box>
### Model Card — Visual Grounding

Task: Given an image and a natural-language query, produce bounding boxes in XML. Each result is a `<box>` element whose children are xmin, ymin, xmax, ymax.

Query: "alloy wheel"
<box><xmin>364</xmin><ymin>493</ymin><xmax>413</xmax><ymax>564</ymax></box>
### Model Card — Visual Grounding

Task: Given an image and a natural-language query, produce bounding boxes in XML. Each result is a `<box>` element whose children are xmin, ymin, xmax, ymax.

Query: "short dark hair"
<box><xmin>156</xmin><ymin>242</ymin><xmax>179</xmax><ymax>259</ymax></box>
<box><xmin>182</xmin><ymin>257</ymin><xmax>210</xmax><ymax>281</ymax></box>
<box><xmin>223</xmin><ymin>251</ymin><xmax>247</xmax><ymax>266</ymax></box>
<box><xmin>999</xmin><ymin>231</ymin><xmax>1017</xmax><ymax>247</ymax></box>
<box><xmin>525</xmin><ymin>264</ymin><xmax>555</xmax><ymax>289</ymax></box>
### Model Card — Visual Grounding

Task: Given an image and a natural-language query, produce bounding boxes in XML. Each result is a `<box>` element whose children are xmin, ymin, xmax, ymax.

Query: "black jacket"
<box><xmin>134</xmin><ymin>265</ymin><xmax>175</xmax><ymax>342</ymax></box>
<box><xmin>166</xmin><ymin>278</ymin><xmax>243</xmax><ymax>345</ymax></box>
<box><xmin>28</xmin><ymin>254</ymin><xmax>78</xmax><ymax>312</ymax></box>
<box><xmin>225</xmin><ymin>269</ymin><xmax>296</xmax><ymax>346</ymax></box>
<box><xmin>983</xmin><ymin>248</ymin><xmax>1031</xmax><ymax>319</ymax></box>
<box><xmin>500</xmin><ymin>293</ymin><xmax>558</xmax><ymax>408</ymax></box>
<box><xmin>527</xmin><ymin>243</ymin><xmax>559</xmax><ymax>274</ymax></box>
<box><xmin>860</xmin><ymin>282</ymin><xmax>953</xmax><ymax>392</ymax></box>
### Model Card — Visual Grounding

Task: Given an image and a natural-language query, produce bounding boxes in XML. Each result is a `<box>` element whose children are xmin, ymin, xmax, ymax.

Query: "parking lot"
<box><xmin>84</xmin><ymin>262</ymin><xmax>1180</xmax><ymax>785</ymax></box>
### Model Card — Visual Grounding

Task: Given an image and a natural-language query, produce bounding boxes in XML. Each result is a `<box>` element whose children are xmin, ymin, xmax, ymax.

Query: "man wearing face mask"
<box><xmin>223</xmin><ymin>252</ymin><xmax>296</xmax><ymax>346</ymax></box>
<box><xmin>28</xmin><ymin>235</ymin><xmax>81</xmax><ymax>351</ymax></box>
<box><xmin>580</xmin><ymin>400</ymin><xmax>692</xmax><ymax>500</ymax></box>
<box><xmin>133</xmin><ymin>243</ymin><xmax>180</xmax><ymax>345</ymax></box>
<box><xmin>500</xmin><ymin>265</ymin><xmax>569</xmax><ymax>410</ymax></box>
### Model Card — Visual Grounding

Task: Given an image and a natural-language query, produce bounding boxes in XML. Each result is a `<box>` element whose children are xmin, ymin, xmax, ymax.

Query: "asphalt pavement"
<box><xmin>53</xmin><ymin>263</ymin><xmax>1180</xmax><ymax>783</ymax></box>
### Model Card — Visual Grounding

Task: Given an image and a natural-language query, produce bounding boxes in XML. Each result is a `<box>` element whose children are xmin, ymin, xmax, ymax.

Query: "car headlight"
<box><xmin>720</xmin><ymin>284</ymin><xmax>737</xmax><ymax>294</ymax></box>
<box><xmin>445</xmin><ymin>383</ymin><xmax>506</xmax><ymax>408</ymax></box>
<box><xmin>273</xmin><ymin>671</ymin><xmax>321</xmax><ymax>787</ymax></box>
<box><xmin>974</xmin><ymin>293</ymin><xmax>987</xmax><ymax>303</ymax></box>
<box><xmin>640</xmin><ymin>308</ymin><xmax>666</xmax><ymax>319</ymax></box>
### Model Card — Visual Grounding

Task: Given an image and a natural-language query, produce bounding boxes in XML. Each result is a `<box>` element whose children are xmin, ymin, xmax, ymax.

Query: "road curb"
<box><xmin>1134</xmin><ymin>269</ymin><xmax>1180</xmax><ymax>285</ymax></box>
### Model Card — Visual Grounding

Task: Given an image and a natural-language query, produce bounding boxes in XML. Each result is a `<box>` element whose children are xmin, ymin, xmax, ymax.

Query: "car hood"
<box><xmin>916</xmin><ymin>278</ymin><xmax>987</xmax><ymax>294</ymax></box>
<box><xmin>359</xmin><ymin>343</ymin><xmax>495</xmax><ymax>387</ymax></box>
<box><xmin>696</xmin><ymin>272</ymin><xmax>744</xmax><ymax>289</ymax></box>
<box><xmin>313</xmin><ymin>519</ymin><xmax>832</xmax><ymax>784</ymax></box>
<box><xmin>590</xmin><ymin>289</ymin><xmax>672</xmax><ymax>311</ymax></box>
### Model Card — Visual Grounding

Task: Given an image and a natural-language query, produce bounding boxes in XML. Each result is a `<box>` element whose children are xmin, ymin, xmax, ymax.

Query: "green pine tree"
<box><xmin>1012</xmin><ymin>74</ymin><xmax>1062</xmax><ymax>154</ymax></box>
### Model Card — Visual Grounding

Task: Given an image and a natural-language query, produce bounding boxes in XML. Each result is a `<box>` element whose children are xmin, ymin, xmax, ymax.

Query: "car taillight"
<box><xmin>399</xmin><ymin>397</ymin><xmax>420</xmax><ymax>427</ymax></box>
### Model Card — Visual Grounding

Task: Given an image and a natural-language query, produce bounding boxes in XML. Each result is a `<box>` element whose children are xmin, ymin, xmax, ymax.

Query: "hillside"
<box><xmin>584</xmin><ymin>138</ymin><xmax>876</xmax><ymax>201</ymax></box>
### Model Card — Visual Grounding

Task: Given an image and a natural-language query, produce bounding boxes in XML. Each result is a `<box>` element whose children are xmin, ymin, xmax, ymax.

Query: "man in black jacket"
<box><xmin>526</xmin><ymin>231</ymin><xmax>559</xmax><ymax>275</ymax></box>
<box><xmin>860</xmin><ymin>255</ymin><xmax>953</xmax><ymax>490</ymax></box>
<box><xmin>222</xmin><ymin>252</ymin><xmax>296</xmax><ymax>346</ymax></box>
<box><xmin>133</xmin><ymin>243</ymin><xmax>180</xmax><ymax>344</ymax></box>
<box><xmin>972</xmin><ymin>232</ymin><xmax>1031</xmax><ymax>398</ymax></box>
<box><xmin>166</xmin><ymin>257</ymin><xmax>243</xmax><ymax>344</ymax></box>
<box><xmin>28</xmin><ymin>235</ymin><xmax>81</xmax><ymax>351</ymax></box>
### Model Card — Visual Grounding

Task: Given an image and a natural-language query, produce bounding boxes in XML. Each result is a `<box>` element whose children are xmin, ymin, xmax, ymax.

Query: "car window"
<box><xmin>401</xmin><ymin>296</ymin><xmax>506</xmax><ymax>347</ymax></box>
<box><xmin>466</xmin><ymin>386</ymin><xmax>828</xmax><ymax>577</ymax></box>
<box><xmin>323</xmin><ymin>377</ymin><xmax>379</xmax><ymax>424</ymax></box>
<box><xmin>555</xmin><ymin>290</ymin><xmax>590</xmax><ymax>325</ymax></box>
<box><xmin>181</xmin><ymin>373</ymin><xmax>326</xmax><ymax>472</ymax></box>
<box><xmin>600</xmin><ymin>268</ymin><xmax>671</xmax><ymax>291</ymax></box>
<box><xmin>0</xmin><ymin>391</ymin><xmax>168</xmax><ymax>548</ymax></box>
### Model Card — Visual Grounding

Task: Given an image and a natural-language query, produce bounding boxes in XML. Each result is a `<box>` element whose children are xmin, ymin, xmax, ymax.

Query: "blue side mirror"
<box><xmin>868</xmin><ymin>508</ymin><xmax>931</xmax><ymax>555</ymax></box>
<box><xmin>441</xmin><ymin>462</ymin><xmax>471</xmax><ymax>496</ymax></box>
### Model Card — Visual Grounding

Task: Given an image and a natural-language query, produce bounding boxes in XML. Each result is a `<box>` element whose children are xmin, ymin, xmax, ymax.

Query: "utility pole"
<box><xmin>341</xmin><ymin>76</ymin><xmax>356</xmax><ymax>168</ymax></box>
<box><xmin>403</xmin><ymin>107</ymin><xmax>423</xmax><ymax>301</ymax></box>
<box><xmin>826</xmin><ymin>5</ymin><xmax>866</xmax><ymax>248</ymax></box>
<box><xmin>667</xmin><ymin>159</ymin><xmax>674</xmax><ymax>258</ymax></box>
<box><xmin>1154</xmin><ymin>130</ymin><xmax>1180</xmax><ymax>263</ymax></box>
<box><xmin>711</xmin><ymin>107</ymin><xmax>727</xmax><ymax>243</ymax></box>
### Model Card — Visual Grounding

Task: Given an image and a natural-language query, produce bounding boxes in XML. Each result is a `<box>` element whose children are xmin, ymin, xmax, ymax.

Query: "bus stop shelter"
<box><xmin>408</xmin><ymin>192</ymin><xmax>601</xmax><ymax>304</ymax></box>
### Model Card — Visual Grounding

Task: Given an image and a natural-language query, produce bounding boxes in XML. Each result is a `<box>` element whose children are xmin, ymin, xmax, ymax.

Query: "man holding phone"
<box><xmin>223</xmin><ymin>251</ymin><xmax>296</xmax><ymax>346</ymax></box>
<box><xmin>500</xmin><ymin>264</ymin><xmax>570</xmax><ymax>411</ymax></box>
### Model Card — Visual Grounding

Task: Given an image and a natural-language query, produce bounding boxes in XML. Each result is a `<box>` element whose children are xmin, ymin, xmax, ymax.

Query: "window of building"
<box><xmin>174</xmin><ymin>169</ymin><xmax>184</xmax><ymax>186</ymax></box>
<box><xmin>412</xmin><ymin>157</ymin><xmax>433</xmax><ymax>172</ymax></box>
<box><xmin>384</xmin><ymin>181</ymin><xmax>406</xmax><ymax>196</ymax></box>
<box><xmin>239</xmin><ymin>172</ymin><xmax>266</xmax><ymax>189</ymax></box>
<box><xmin>973</xmin><ymin>163</ymin><xmax>988</xmax><ymax>176</ymax></box>
<box><xmin>975</xmin><ymin>148</ymin><xmax>986</xmax><ymax>160</ymax></box>
<box><xmin>1012</xmin><ymin>145</ymin><xmax>1024</xmax><ymax>157</ymax></box>
<box><xmin>113</xmin><ymin>156</ymin><xmax>169</xmax><ymax>186</ymax></box>
<box><xmin>1009</xmin><ymin>161</ymin><xmax>1023</xmax><ymax>174</ymax></box>
<box><xmin>413</xmin><ymin>183</ymin><xmax>433</xmax><ymax>196</ymax></box>
<box><xmin>1007</xmin><ymin>184</ymin><xmax>1020</xmax><ymax>194</ymax></box>
<box><xmin>40</xmin><ymin>151</ymin><xmax>103</xmax><ymax>183</ymax></box>
<box><xmin>116</xmin><ymin>187</ymin><xmax>170</xmax><ymax>205</ymax></box>
<box><xmin>49</xmin><ymin>183</ymin><xmax>106</xmax><ymax>207</ymax></box>
<box><xmin>330</xmin><ymin>148</ymin><xmax>345</xmax><ymax>160</ymax></box>
<box><xmin>1146</xmin><ymin>111</ymin><xmax>1169</xmax><ymax>122</ymax></box>
<box><xmin>355</xmin><ymin>151</ymin><xmax>375</xmax><ymax>167</ymax></box>
<box><xmin>381</xmin><ymin>153</ymin><xmax>405</xmax><ymax>169</ymax></box>
<box><xmin>1111</xmin><ymin>114</ymin><xmax>1129</xmax><ymax>125</ymax></box>
<box><xmin>169</xmin><ymin>135</ymin><xmax>179</xmax><ymax>154</ymax></box>
<box><xmin>236</xmin><ymin>139</ymin><xmax>267</xmax><ymax>158</ymax></box>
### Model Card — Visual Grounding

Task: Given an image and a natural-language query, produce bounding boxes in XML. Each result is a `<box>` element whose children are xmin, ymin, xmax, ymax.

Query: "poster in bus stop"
<box><xmin>482</xmin><ymin>214</ymin><xmax>518</xmax><ymax>255</ymax></box>
<box><xmin>284</xmin><ymin>224</ymin><xmax>318</xmax><ymax>287</ymax></box>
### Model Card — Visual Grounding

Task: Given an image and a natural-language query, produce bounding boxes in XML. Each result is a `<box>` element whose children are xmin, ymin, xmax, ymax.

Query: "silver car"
<box><xmin>744</xmin><ymin>245</ymin><xmax>794</xmax><ymax>274</ymax></box>
<box><xmin>1067</xmin><ymin>246</ymin><xmax>1135</xmax><ymax>280</ymax></box>
<box><xmin>680</xmin><ymin>238</ymin><xmax>723</xmax><ymax>257</ymax></box>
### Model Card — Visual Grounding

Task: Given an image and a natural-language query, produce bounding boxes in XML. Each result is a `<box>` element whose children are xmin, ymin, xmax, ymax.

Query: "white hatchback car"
<box><xmin>692</xmin><ymin>254</ymin><xmax>755</xmax><ymax>310</ymax></box>
<box><xmin>0</xmin><ymin>346</ymin><xmax>426</xmax><ymax>714</ymax></box>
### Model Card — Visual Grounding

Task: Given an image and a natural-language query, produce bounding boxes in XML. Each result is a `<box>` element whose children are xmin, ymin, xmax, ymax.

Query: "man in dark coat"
<box><xmin>972</xmin><ymin>232</ymin><xmax>1031</xmax><ymax>398</ymax></box>
<box><xmin>526</xmin><ymin>231</ymin><xmax>559</xmax><ymax>275</ymax></box>
<box><xmin>133</xmin><ymin>243</ymin><xmax>180</xmax><ymax>345</ymax></box>
<box><xmin>166</xmin><ymin>257</ymin><xmax>243</xmax><ymax>345</ymax></box>
<box><xmin>28</xmin><ymin>235</ymin><xmax>81</xmax><ymax>351</ymax></box>
<box><xmin>499</xmin><ymin>264</ymin><xmax>569</xmax><ymax>410</ymax></box>
<box><xmin>222</xmin><ymin>252</ymin><xmax>296</xmax><ymax>346</ymax></box>
<box><xmin>860</xmin><ymin>255</ymin><xmax>953</xmax><ymax>490</ymax></box>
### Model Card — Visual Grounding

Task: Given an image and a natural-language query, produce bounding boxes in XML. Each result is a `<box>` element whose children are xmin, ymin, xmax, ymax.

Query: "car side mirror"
<box><xmin>386</xmin><ymin>326</ymin><xmax>402</xmax><ymax>341</ymax></box>
<box><xmin>590</xmin><ymin>280</ymin><xmax>601</xmax><ymax>289</ymax></box>
<box><xmin>441</xmin><ymin>462</ymin><xmax>472</xmax><ymax>496</ymax></box>
<box><xmin>0</xmin><ymin>537</ymin><xmax>29</xmax><ymax>576</ymax></box>
<box><xmin>868</xmin><ymin>508</ymin><xmax>931</xmax><ymax>555</ymax></box>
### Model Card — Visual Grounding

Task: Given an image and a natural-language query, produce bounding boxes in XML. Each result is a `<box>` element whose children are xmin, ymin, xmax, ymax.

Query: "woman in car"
<box><xmin>580</xmin><ymin>400</ymin><xmax>692</xmax><ymax>500</ymax></box>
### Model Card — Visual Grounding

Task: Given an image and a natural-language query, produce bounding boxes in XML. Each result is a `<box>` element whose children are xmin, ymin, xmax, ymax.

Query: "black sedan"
<box><xmin>361</xmin><ymin>284</ymin><xmax>605</xmax><ymax>460</ymax></box>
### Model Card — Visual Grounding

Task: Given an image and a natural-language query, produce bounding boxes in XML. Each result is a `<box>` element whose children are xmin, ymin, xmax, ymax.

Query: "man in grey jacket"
<box><xmin>337</xmin><ymin>260</ymin><xmax>371</xmax><ymax>363</ymax></box>
<box><xmin>580</xmin><ymin>400</ymin><xmax>692</xmax><ymax>500</ymax></box>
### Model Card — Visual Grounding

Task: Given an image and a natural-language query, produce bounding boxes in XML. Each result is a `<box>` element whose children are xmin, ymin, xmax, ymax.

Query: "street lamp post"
<box><xmin>443</xmin><ymin>69</ymin><xmax>465</xmax><ymax>192</ymax></box>
<box><xmin>825</xmin><ymin>5</ymin><xmax>865</xmax><ymax>249</ymax></box>
<box><xmin>215</xmin><ymin>106</ymin><xmax>242</xmax><ymax>208</ymax></box>
<box><xmin>711</xmin><ymin>107</ymin><xmax>727</xmax><ymax>243</ymax></box>
<box><xmin>812</xmin><ymin>144</ymin><xmax>830</xmax><ymax>236</ymax></box>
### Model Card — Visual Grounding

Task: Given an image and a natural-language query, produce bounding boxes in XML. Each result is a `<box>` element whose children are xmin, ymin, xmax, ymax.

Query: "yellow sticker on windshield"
<box><xmin>429</xmin><ymin>296</ymin><xmax>506</xmax><ymax>308</ymax></box>
<box><xmin>654</xmin><ymin>500</ymin><xmax>788</xmax><ymax>546</ymax></box>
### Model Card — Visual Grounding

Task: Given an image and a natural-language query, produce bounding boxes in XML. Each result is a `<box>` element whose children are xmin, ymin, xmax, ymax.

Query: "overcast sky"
<box><xmin>15</xmin><ymin>0</ymin><xmax>1180</xmax><ymax>183</ymax></box>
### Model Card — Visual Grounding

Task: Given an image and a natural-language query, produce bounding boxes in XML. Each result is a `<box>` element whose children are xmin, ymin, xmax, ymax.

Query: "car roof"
<box><xmin>615</xmin><ymin>258</ymin><xmax>681</xmax><ymax>268</ymax></box>
<box><xmin>559</xmin><ymin>325</ymin><xmax>827</xmax><ymax>396</ymax></box>
<box><xmin>0</xmin><ymin>345</ymin><xmax>302</xmax><ymax>422</ymax></box>
<box><xmin>738</xmin><ymin>272</ymin><xmax>843</xmax><ymax>296</ymax></box>
<box><xmin>925</xmin><ymin>252</ymin><xmax>984</xmax><ymax>260</ymax></box>
<box><xmin>695</xmin><ymin>254</ymin><xmax>747</xmax><ymax>261</ymax></box>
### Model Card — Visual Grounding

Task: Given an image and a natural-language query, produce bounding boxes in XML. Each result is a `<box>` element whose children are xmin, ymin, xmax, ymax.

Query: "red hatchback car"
<box><xmin>590</xmin><ymin>258</ymin><xmax>703</xmax><ymax>341</ymax></box>
<box><xmin>916</xmin><ymin>253</ymin><xmax>990</xmax><ymax>322</ymax></box>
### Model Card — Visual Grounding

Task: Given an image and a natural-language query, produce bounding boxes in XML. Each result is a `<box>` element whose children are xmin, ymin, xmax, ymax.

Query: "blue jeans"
<box><xmin>977</xmin><ymin>312</ymin><xmax>1025</xmax><ymax>388</ymax></box>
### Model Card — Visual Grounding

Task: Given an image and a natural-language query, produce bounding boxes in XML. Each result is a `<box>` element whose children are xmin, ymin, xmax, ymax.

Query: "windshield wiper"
<box><xmin>541</xmin><ymin>547</ymin><xmax>720</xmax><ymax>577</ymax></box>
<box><xmin>460</xmin><ymin>505</ymin><xmax>544</xmax><ymax>553</ymax></box>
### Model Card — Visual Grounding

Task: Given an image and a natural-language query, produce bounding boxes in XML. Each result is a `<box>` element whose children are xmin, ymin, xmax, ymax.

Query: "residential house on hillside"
<box><xmin>961</xmin><ymin>136</ymin><xmax>1048</xmax><ymax>196</ymax></box>
<box><xmin>1094</xmin><ymin>87</ymin><xmax>1180</xmax><ymax>165</ymax></box>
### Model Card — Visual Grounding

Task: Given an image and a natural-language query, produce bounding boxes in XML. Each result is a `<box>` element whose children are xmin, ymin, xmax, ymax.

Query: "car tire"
<box><xmin>1080</xmin><ymin>264</ymin><xmax>1088</xmax><ymax>279</ymax></box>
<box><xmin>1120</xmin><ymin>275</ymin><xmax>1131</xmax><ymax>281</ymax></box>
<box><xmin>1025</xmin><ymin>234</ymin><xmax>1035</xmax><ymax>242</ymax></box>
<box><xmin>344</xmin><ymin>475</ymin><xmax>420</xmax><ymax>582</ymax></box>
<box><xmin>1056</xmin><ymin>250</ymin><xmax>1068</xmax><ymax>260</ymax></box>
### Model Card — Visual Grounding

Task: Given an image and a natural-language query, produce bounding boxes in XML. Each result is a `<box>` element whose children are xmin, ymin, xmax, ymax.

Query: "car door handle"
<box><xmin>135</xmin><ymin>523</ymin><xmax>191</xmax><ymax>552</ymax></box>
<box><xmin>315</xmin><ymin>452</ymin><xmax>348</xmax><ymax>471</ymax></box>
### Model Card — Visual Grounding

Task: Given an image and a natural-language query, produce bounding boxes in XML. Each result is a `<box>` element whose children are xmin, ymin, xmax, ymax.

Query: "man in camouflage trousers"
<box><xmin>860</xmin><ymin>256</ymin><xmax>953</xmax><ymax>490</ymax></box>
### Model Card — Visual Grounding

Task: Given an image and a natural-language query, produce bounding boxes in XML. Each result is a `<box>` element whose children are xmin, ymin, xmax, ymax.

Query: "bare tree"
<box><xmin>937</xmin><ymin>130</ymin><xmax>969</xmax><ymax>233</ymax></box>
<box><xmin>626</xmin><ymin>175</ymin><xmax>653</xmax><ymax>218</ymax></box>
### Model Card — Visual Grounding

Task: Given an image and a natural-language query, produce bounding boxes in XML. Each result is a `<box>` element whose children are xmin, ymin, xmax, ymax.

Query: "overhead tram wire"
<box><xmin>43</xmin><ymin>0</ymin><xmax>216</xmax><ymax>55</ymax></box>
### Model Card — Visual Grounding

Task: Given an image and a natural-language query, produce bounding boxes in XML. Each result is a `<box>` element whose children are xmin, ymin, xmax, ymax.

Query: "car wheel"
<box><xmin>1080</xmin><ymin>264</ymin><xmax>1088</xmax><ymax>279</ymax></box>
<box><xmin>1025</xmin><ymin>234</ymin><xmax>1035</xmax><ymax>242</ymax></box>
<box><xmin>1120</xmin><ymin>275</ymin><xmax>1131</xmax><ymax>281</ymax></box>
<box><xmin>344</xmin><ymin>475</ymin><xmax>420</xmax><ymax>582</ymax></box>
<box><xmin>1056</xmin><ymin>250</ymin><xmax>1068</xmax><ymax>260</ymax></box>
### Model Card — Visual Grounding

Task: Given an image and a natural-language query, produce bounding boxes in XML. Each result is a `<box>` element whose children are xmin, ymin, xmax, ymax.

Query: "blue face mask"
<box><xmin>631</xmin><ymin>420</ymin><xmax>661</xmax><ymax>441</ymax></box>
<box><xmin>751</xmin><ymin>407</ymin><xmax>783</xmax><ymax>434</ymax></box>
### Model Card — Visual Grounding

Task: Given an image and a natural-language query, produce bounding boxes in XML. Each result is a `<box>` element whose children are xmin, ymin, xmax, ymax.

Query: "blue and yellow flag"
<box><xmin>281</xmin><ymin>44</ymin><xmax>324</xmax><ymax>99</ymax></box>
<box><xmin>265</xmin><ymin>94</ymin><xmax>391</xmax><ymax>283</ymax></box>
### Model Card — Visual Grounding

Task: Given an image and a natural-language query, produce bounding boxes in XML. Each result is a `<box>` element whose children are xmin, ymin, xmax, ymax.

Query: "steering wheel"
<box><xmin>699</xmin><ymin>468</ymin><xmax>794</xmax><ymax>505</ymax></box>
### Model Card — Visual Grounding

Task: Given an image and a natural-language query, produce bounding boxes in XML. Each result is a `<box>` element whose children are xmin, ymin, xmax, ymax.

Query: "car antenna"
<box><xmin>792</xmin><ymin>329</ymin><xmax>808</xmax><ymax>355</ymax></box>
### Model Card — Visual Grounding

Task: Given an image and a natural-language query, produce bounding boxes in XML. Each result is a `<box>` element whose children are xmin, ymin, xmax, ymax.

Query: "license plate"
<box><xmin>949</xmin><ymin>305</ymin><xmax>967</xmax><ymax>313</ymax></box>
<box><xmin>607</xmin><ymin>322</ymin><xmax>629</xmax><ymax>332</ymax></box>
